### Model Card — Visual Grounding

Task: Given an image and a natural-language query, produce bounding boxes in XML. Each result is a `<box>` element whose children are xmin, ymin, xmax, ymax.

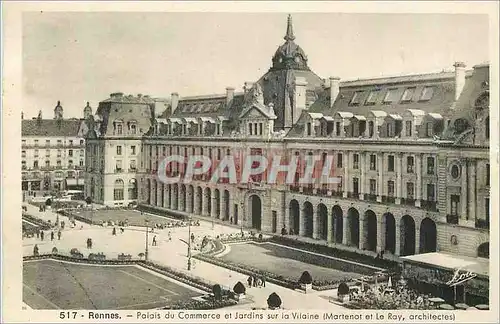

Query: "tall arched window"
<box><xmin>114</xmin><ymin>179</ymin><xmax>125</xmax><ymax>200</ymax></box>
<box><xmin>128</xmin><ymin>179</ymin><xmax>137</xmax><ymax>200</ymax></box>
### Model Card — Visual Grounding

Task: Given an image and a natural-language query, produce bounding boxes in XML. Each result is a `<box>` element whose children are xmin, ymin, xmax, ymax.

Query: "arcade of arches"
<box><xmin>288</xmin><ymin>200</ymin><xmax>439</xmax><ymax>257</ymax></box>
<box><xmin>144</xmin><ymin>180</ymin><xmax>233</xmax><ymax>222</ymax></box>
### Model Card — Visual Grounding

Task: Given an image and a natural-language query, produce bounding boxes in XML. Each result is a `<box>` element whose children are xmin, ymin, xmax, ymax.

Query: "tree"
<box><xmin>233</xmin><ymin>281</ymin><xmax>246</xmax><ymax>295</ymax></box>
<box><xmin>212</xmin><ymin>284</ymin><xmax>222</xmax><ymax>301</ymax></box>
<box><xmin>51</xmin><ymin>247</ymin><xmax>58</xmax><ymax>254</ymax></box>
<box><xmin>138</xmin><ymin>252</ymin><xmax>145</xmax><ymax>260</ymax></box>
<box><xmin>85</xmin><ymin>197</ymin><xmax>92</xmax><ymax>205</ymax></box>
<box><xmin>338</xmin><ymin>282</ymin><xmax>349</xmax><ymax>296</ymax></box>
<box><xmin>267</xmin><ymin>292</ymin><xmax>282</xmax><ymax>309</ymax></box>
<box><xmin>45</xmin><ymin>198</ymin><xmax>52</xmax><ymax>206</ymax></box>
<box><xmin>299</xmin><ymin>271</ymin><xmax>312</xmax><ymax>285</ymax></box>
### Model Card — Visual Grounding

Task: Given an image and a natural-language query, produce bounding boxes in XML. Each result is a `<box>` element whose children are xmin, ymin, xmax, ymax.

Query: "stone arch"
<box><xmin>302</xmin><ymin>201</ymin><xmax>314</xmax><ymax>238</ymax></box>
<box><xmin>249</xmin><ymin>194</ymin><xmax>262</xmax><ymax>230</ymax></box>
<box><xmin>400</xmin><ymin>215</ymin><xmax>416</xmax><ymax>256</ymax></box>
<box><xmin>196</xmin><ymin>186</ymin><xmax>203</xmax><ymax>215</ymax></box>
<box><xmin>188</xmin><ymin>185</ymin><xmax>194</xmax><ymax>213</ymax></box>
<box><xmin>477</xmin><ymin>242</ymin><xmax>489</xmax><ymax>258</ymax></box>
<box><xmin>347</xmin><ymin>207</ymin><xmax>360</xmax><ymax>247</ymax></box>
<box><xmin>289</xmin><ymin>199</ymin><xmax>300</xmax><ymax>235</ymax></box>
<box><xmin>363</xmin><ymin>210</ymin><xmax>377</xmax><ymax>252</ymax></box>
<box><xmin>223</xmin><ymin>190</ymin><xmax>230</xmax><ymax>221</ymax></box>
<box><xmin>383</xmin><ymin>212</ymin><xmax>396</xmax><ymax>254</ymax></box>
<box><xmin>114</xmin><ymin>179</ymin><xmax>124</xmax><ymax>201</ymax></box>
<box><xmin>214</xmin><ymin>189</ymin><xmax>221</xmax><ymax>219</ymax></box>
<box><xmin>332</xmin><ymin>205</ymin><xmax>343</xmax><ymax>244</ymax></box>
<box><xmin>204</xmin><ymin>187</ymin><xmax>211</xmax><ymax>217</ymax></box>
<box><xmin>419</xmin><ymin>217</ymin><xmax>437</xmax><ymax>253</ymax></box>
<box><xmin>317</xmin><ymin>203</ymin><xmax>328</xmax><ymax>241</ymax></box>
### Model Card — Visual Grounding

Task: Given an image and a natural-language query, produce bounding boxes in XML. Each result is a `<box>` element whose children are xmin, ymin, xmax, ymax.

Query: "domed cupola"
<box><xmin>84</xmin><ymin>101</ymin><xmax>93</xmax><ymax>119</ymax></box>
<box><xmin>271</xmin><ymin>15</ymin><xmax>309</xmax><ymax>71</ymax></box>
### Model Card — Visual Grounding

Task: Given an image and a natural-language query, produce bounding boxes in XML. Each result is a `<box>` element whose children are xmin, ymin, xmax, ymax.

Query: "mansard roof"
<box><xmin>22</xmin><ymin>119</ymin><xmax>83</xmax><ymax>137</ymax></box>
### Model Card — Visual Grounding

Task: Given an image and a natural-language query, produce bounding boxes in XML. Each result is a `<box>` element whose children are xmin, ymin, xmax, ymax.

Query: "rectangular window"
<box><xmin>57</xmin><ymin>140</ymin><xmax>62</xmax><ymax>146</ymax></box>
<box><xmin>365</xmin><ymin>90</ymin><xmax>380</xmax><ymax>105</ymax></box>
<box><xmin>383</xmin><ymin>89</ymin><xmax>399</xmax><ymax>103</ymax></box>
<box><xmin>388</xmin><ymin>155</ymin><xmax>395</xmax><ymax>172</ymax></box>
<box><xmin>22</xmin><ymin>140</ymin><xmax>26</xmax><ymax>145</ymax></box>
<box><xmin>68</xmin><ymin>149</ymin><xmax>73</xmax><ymax>157</ymax></box>
<box><xmin>353</xmin><ymin>178</ymin><xmax>359</xmax><ymax>194</ymax></box>
<box><xmin>337</xmin><ymin>153</ymin><xmax>343</xmax><ymax>168</ymax></box>
<box><xmin>69</xmin><ymin>140</ymin><xmax>73</xmax><ymax>146</ymax></box>
<box><xmin>46</xmin><ymin>149</ymin><xmax>50</xmax><ymax>157</ymax></box>
<box><xmin>21</xmin><ymin>150</ymin><xmax>26</xmax><ymax>158</ymax></box>
<box><xmin>370</xmin><ymin>154</ymin><xmax>376</xmax><ymax>171</ymax></box>
<box><xmin>130</xmin><ymin>160</ymin><xmax>137</xmax><ymax>170</ymax></box>
<box><xmin>130</xmin><ymin>124</ymin><xmax>137</xmax><ymax>134</ymax></box>
<box><xmin>405</xmin><ymin>121</ymin><xmax>412</xmax><ymax>136</ymax></box>
<box><xmin>486</xmin><ymin>163</ymin><xmax>490</xmax><ymax>186</ymax></box>
<box><xmin>388</xmin><ymin>181</ymin><xmax>395</xmax><ymax>196</ymax></box>
<box><xmin>486</xmin><ymin>198</ymin><xmax>490</xmax><ymax>223</ymax></box>
<box><xmin>425</xmin><ymin>122</ymin><xmax>433</xmax><ymax>137</ymax></box>
<box><xmin>259</xmin><ymin>123</ymin><xmax>263</xmax><ymax>135</ymax></box>
<box><xmin>34</xmin><ymin>140</ymin><xmax>39</xmax><ymax>146</ymax></box>
<box><xmin>131</xmin><ymin>146</ymin><xmax>136</xmax><ymax>155</ymax></box>
<box><xmin>57</xmin><ymin>149</ymin><xmax>62</xmax><ymax>157</ymax></box>
<box><xmin>350</xmin><ymin>91</ymin><xmax>363</xmax><ymax>105</ymax></box>
<box><xmin>117</xmin><ymin>124</ymin><xmax>123</xmax><ymax>135</ymax></box>
<box><xmin>369</xmin><ymin>179</ymin><xmax>377</xmax><ymax>195</ymax></box>
<box><xmin>335</xmin><ymin>122</ymin><xmax>341</xmax><ymax>136</ymax></box>
<box><xmin>114</xmin><ymin>188</ymin><xmax>124</xmax><ymax>201</ymax></box>
<box><xmin>401</xmin><ymin>87</ymin><xmax>415</xmax><ymax>102</ymax></box>
<box><xmin>80</xmin><ymin>160</ymin><xmax>84</xmax><ymax>166</ymax></box>
<box><xmin>353</xmin><ymin>154</ymin><xmax>359</xmax><ymax>169</ymax></box>
<box><xmin>427</xmin><ymin>157</ymin><xmax>435</xmax><ymax>175</ymax></box>
<box><xmin>116</xmin><ymin>160</ymin><xmax>122</xmax><ymax>172</ymax></box>
<box><xmin>427</xmin><ymin>183</ymin><xmax>435</xmax><ymax>201</ymax></box>
<box><xmin>116</xmin><ymin>146</ymin><xmax>122</xmax><ymax>155</ymax></box>
<box><xmin>80</xmin><ymin>139</ymin><xmax>84</xmax><ymax>145</ymax></box>
<box><xmin>249</xmin><ymin>123</ymin><xmax>253</xmax><ymax>135</ymax></box>
<box><xmin>56</xmin><ymin>160</ymin><xmax>61</xmax><ymax>167</ymax></box>
<box><xmin>307</xmin><ymin>123</ymin><xmax>312</xmax><ymax>136</ymax></box>
<box><xmin>45</xmin><ymin>139</ymin><xmax>50</xmax><ymax>146</ymax></box>
<box><xmin>450</xmin><ymin>194</ymin><xmax>460</xmax><ymax>215</ymax></box>
<box><xmin>407</xmin><ymin>182</ymin><xmax>414</xmax><ymax>199</ymax></box>
<box><xmin>420</xmin><ymin>86</ymin><xmax>435</xmax><ymax>101</ymax></box>
<box><xmin>407</xmin><ymin>156</ymin><xmax>414</xmax><ymax>173</ymax></box>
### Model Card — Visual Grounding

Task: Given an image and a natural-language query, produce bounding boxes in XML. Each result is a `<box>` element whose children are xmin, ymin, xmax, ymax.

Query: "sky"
<box><xmin>22</xmin><ymin>12</ymin><xmax>489</xmax><ymax>119</ymax></box>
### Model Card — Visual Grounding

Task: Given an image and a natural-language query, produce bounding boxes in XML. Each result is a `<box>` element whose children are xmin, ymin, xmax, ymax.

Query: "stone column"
<box><xmin>359</xmin><ymin>214</ymin><xmax>365</xmax><ymax>249</ymax></box>
<box><xmin>469</xmin><ymin>161</ymin><xmax>477</xmax><ymax>221</ymax></box>
<box><xmin>202</xmin><ymin>190</ymin><xmax>209</xmax><ymax>216</ymax></box>
<box><xmin>396</xmin><ymin>153</ymin><xmax>402</xmax><ymax>204</ymax></box>
<box><xmin>172</xmin><ymin>186</ymin><xmax>178</xmax><ymax>210</ymax></box>
<box><xmin>312</xmin><ymin>206</ymin><xmax>318</xmax><ymax>239</ymax></box>
<box><xmin>395</xmin><ymin>218</ymin><xmax>401</xmax><ymax>256</ymax></box>
<box><xmin>186</xmin><ymin>187</ymin><xmax>193</xmax><ymax>213</ymax></box>
<box><xmin>220</xmin><ymin>193</ymin><xmax>227</xmax><ymax>221</ymax></box>
<box><xmin>461</xmin><ymin>161</ymin><xmax>468</xmax><ymax>219</ymax></box>
<box><xmin>359</xmin><ymin>152</ymin><xmax>366</xmax><ymax>200</ymax></box>
<box><xmin>377</xmin><ymin>153</ymin><xmax>383</xmax><ymax>202</ymax></box>
<box><xmin>166</xmin><ymin>185</ymin><xmax>171</xmax><ymax>209</ymax></box>
<box><xmin>343</xmin><ymin>151</ymin><xmax>349</xmax><ymax>198</ymax></box>
<box><xmin>150</xmin><ymin>181</ymin><xmax>155</xmax><ymax>206</ymax></box>
<box><xmin>415</xmin><ymin>154</ymin><xmax>422</xmax><ymax>207</ymax></box>
<box><xmin>376</xmin><ymin>220</ymin><xmax>384</xmax><ymax>253</ymax></box>
<box><xmin>157</xmin><ymin>184</ymin><xmax>163</xmax><ymax>207</ymax></box>
<box><xmin>178</xmin><ymin>187</ymin><xmax>185</xmax><ymax>211</ymax></box>
<box><xmin>415</xmin><ymin>227</ymin><xmax>420</xmax><ymax>254</ymax></box>
<box><xmin>299</xmin><ymin>206</ymin><xmax>305</xmax><ymax>236</ymax></box>
<box><xmin>211</xmin><ymin>191</ymin><xmax>217</xmax><ymax>219</ymax></box>
<box><xmin>327</xmin><ymin>212</ymin><xmax>333</xmax><ymax>243</ymax></box>
<box><xmin>342</xmin><ymin>215</ymin><xmax>349</xmax><ymax>245</ymax></box>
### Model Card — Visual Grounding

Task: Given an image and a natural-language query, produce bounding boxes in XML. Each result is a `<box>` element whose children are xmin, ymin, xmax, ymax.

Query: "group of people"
<box><xmin>151</xmin><ymin>231</ymin><xmax>174</xmax><ymax>246</ymax></box>
<box><xmin>247</xmin><ymin>274</ymin><xmax>266</xmax><ymax>288</ymax></box>
<box><xmin>35</xmin><ymin>229</ymin><xmax>62</xmax><ymax>241</ymax></box>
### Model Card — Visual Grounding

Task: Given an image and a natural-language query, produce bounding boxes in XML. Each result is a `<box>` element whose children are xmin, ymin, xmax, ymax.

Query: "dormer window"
<box><xmin>419</xmin><ymin>86</ymin><xmax>434</xmax><ymax>101</ymax></box>
<box><xmin>350</xmin><ymin>91</ymin><xmax>363</xmax><ymax>106</ymax></box>
<box><xmin>425</xmin><ymin>122</ymin><xmax>433</xmax><ymax>137</ymax></box>
<box><xmin>116</xmin><ymin>123</ymin><xmax>123</xmax><ymax>135</ymax></box>
<box><xmin>383</xmin><ymin>89</ymin><xmax>398</xmax><ymax>104</ymax></box>
<box><xmin>306</xmin><ymin>123</ymin><xmax>312</xmax><ymax>136</ymax></box>
<box><xmin>365</xmin><ymin>90</ymin><xmax>380</xmax><ymax>105</ymax></box>
<box><xmin>405</xmin><ymin>121</ymin><xmax>412</xmax><ymax>136</ymax></box>
<box><xmin>130</xmin><ymin>123</ymin><xmax>137</xmax><ymax>134</ymax></box>
<box><xmin>401</xmin><ymin>87</ymin><xmax>416</xmax><ymax>102</ymax></box>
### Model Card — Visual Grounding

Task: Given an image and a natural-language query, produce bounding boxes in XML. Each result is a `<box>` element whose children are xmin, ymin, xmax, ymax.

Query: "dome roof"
<box><xmin>271</xmin><ymin>15</ymin><xmax>309</xmax><ymax>71</ymax></box>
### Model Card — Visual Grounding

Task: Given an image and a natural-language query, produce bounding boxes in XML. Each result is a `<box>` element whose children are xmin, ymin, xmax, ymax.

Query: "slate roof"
<box><xmin>172</xmin><ymin>93</ymin><xmax>245</xmax><ymax>119</ymax></box>
<box><xmin>22</xmin><ymin>119</ymin><xmax>83</xmax><ymax>137</ymax></box>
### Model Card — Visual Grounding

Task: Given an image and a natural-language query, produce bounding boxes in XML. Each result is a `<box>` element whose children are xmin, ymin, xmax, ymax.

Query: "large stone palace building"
<box><xmin>21</xmin><ymin>101</ymin><xmax>93</xmax><ymax>196</ymax></box>
<box><xmin>85</xmin><ymin>16</ymin><xmax>490</xmax><ymax>260</ymax></box>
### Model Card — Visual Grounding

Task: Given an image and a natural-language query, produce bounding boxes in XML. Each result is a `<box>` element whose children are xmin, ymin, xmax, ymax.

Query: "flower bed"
<box><xmin>160</xmin><ymin>298</ymin><xmax>238</xmax><ymax>310</ymax></box>
<box><xmin>22</xmin><ymin>215</ymin><xmax>53</xmax><ymax>230</ymax></box>
<box><xmin>136</xmin><ymin>204</ymin><xmax>186</xmax><ymax>221</ymax></box>
<box><xmin>269</xmin><ymin>236</ymin><xmax>400</xmax><ymax>271</ymax></box>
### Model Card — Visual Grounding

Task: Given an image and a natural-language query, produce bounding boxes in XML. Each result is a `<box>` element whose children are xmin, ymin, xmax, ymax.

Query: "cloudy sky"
<box><xmin>22</xmin><ymin>12</ymin><xmax>489</xmax><ymax>118</ymax></box>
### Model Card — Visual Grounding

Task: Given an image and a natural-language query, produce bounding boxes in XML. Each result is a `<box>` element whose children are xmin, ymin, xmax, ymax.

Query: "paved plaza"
<box><xmin>22</xmin><ymin>203</ymin><xmax>345</xmax><ymax>310</ymax></box>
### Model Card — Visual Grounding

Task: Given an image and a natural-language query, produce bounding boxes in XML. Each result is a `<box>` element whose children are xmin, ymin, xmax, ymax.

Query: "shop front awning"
<box><xmin>401</xmin><ymin>252</ymin><xmax>489</xmax><ymax>277</ymax></box>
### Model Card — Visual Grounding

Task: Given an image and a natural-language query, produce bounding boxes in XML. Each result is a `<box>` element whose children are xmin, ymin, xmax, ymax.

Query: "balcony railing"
<box><xmin>402</xmin><ymin>198</ymin><xmax>416</xmax><ymax>206</ymax></box>
<box><xmin>446</xmin><ymin>214</ymin><xmax>459</xmax><ymax>224</ymax></box>
<box><xmin>347</xmin><ymin>192</ymin><xmax>360</xmax><ymax>199</ymax></box>
<box><xmin>421</xmin><ymin>200</ymin><xmax>438</xmax><ymax>211</ymax></box>
<box><xmin>475</xmin><ymin>219</ymin><xmax>490</xmax><ymax>230</ymax></box>
<box><xmin>365</xmin><ymin>193</ymin><xmax>377</xmax><ymax>201</ymax></box>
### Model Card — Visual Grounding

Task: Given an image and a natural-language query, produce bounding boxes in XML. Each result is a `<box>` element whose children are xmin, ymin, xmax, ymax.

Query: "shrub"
<box><xmin>85</xmin><ymin>197</ymin><xmax>92</xmax><ymax>205</ymax></box>
<box><xmin>212</xmin><ymin>284</ymin><xmax>222</xmax><ymax>301</ymax></box>
<box><xmin>233</xmin><ymin>281</ymin><xmax>246</xmax><ymax>295</ymax></box>
<box><xmin>70</xmin><ymin>248</ymin><xmax>80</xmax><ymax>255</ymax></box>
<box><xmin>138</xmin><ymin>252</ymin><xmax>145</xmax><ymax>260</ymax></box>
<box><xmin>52</xmin><ymin>247</ymin><xmax>58</xmax><ymax>254</ymax></box>
<box><xmin>267</xmin><ymin>292</ymin><xmax>282</xmax><ymax>309</ymax></box>
<box><xmin>338</xmin><ymin>282</ymin><xmax>350</xmax><ymax>296</ymax></box>
<box><xmin>299</xmin><ymin>271</ymin><xmax>312</xmax><ymax>285</ymax></box>
<box><xmin>45</xmin><ymin>198</ymin><xmax>52</xmax><ymax>206</ymax></box>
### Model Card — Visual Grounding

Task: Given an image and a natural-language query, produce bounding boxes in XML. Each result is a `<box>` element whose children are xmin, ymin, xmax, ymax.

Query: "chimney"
<box><xmin>454</xmin><ymin>62</ymin><xmax>466</xmax><ymax>100</ymax></box>
<box><xmin>329</xmin><ymin>77</ymin><xmax>340</xmax><ymax>107</ymax></box>
<box><xmin>244</xmin><ymin>82</ymin><xmax>254</xmax><ymax>94</ymax></box>
<box><xmin>292</xmin><ymin>76</ymin><xmax>308</xmax><ymax>125</ymax></box>
<box><xmin>171</xmin><ymin>92</ymin><xmax>179</xmax><ymax>113</ymax></box>
<box><xmin>226</xmin><ymin>87</ymin><xmax>235</xmax><ymax>106</ymax></box>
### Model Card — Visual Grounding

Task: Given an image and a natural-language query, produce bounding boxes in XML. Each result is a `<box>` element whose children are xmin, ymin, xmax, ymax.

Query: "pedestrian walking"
<box><xmin>50</xmin><ymin>231</ymin><xmax>54</xmax><ymax>241</ymax></box>
<box><xmin>191</xmin><ymin>233</ymin><xmax>195</xmax><ymax>243</ymax></box>
<box><xmin>36</xmin><ymin>230</ymin><xmax>40</xmax><ymax>239</ymax></box>
<box><xmin>247</xmin><ymin>275</ymin><xmax>253</xmax><ymax>288</ymax></box>
<box><xmin>152</xmin><ymin>235</ymin><xmax>157</xmax><ymax>246</ymax></box>
<box><xmin>168</xmin><ymin>231</ymin><xmax>172</xmax><ymax>241</ymax></box>
<box><xmin>112</xmin><ymin>227</ymin><xmax>116</xmax><ymax>236</ymax></box>
<box><xmin>40</xmin><ymin>231</ymin><xmax>44</xmax><ymax>241</ymax></box>
<box><xmin>120</xmin><ymin>227</ymin><xmax>124</xmax><ymax>234</ymax></box>
<box><xmin>252</xmin><ymin>274</ymin><xmax>257</xmax><ymax>287</ymax></box>
<box><xmin>261</xmin><ymin>275</ymin><xmax>266</xmax><ymax>287</ymax></box>
<box><xmin>57</xmin><ymin>230</ymin><xmax>61</xmax><ymax>240</ymax></box>
<box><xmin>33</xmin><ymin>244</ymin><xmax>39</xmax><ymax>256</ymax></box>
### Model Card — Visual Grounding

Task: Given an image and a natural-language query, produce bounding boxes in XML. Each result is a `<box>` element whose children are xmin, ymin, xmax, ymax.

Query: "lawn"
<box><xmin>23</xmin><ymin>260</ymin><xmax>202</xmax><ymax>309</ymax></box>
<box><xmin>220</xmin><ymin>242</ymin><xmax>376</xmax><ymax>283</ymax></box>
<box><xmin>68</xmin><ymin>209</ymin><xmax>178</xmax><ymax>227</ymax></box>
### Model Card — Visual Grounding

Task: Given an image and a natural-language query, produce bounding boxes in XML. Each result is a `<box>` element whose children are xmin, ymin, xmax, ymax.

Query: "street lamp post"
<box><xmin>144</xmin><ymin>216</ymin><xmax>149</xmax><ymax>261</ymax></box>
<box><xmin>187</xmin><ymin>217</ymin><xmax>192</xmax><ymax>271</ymax></box>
